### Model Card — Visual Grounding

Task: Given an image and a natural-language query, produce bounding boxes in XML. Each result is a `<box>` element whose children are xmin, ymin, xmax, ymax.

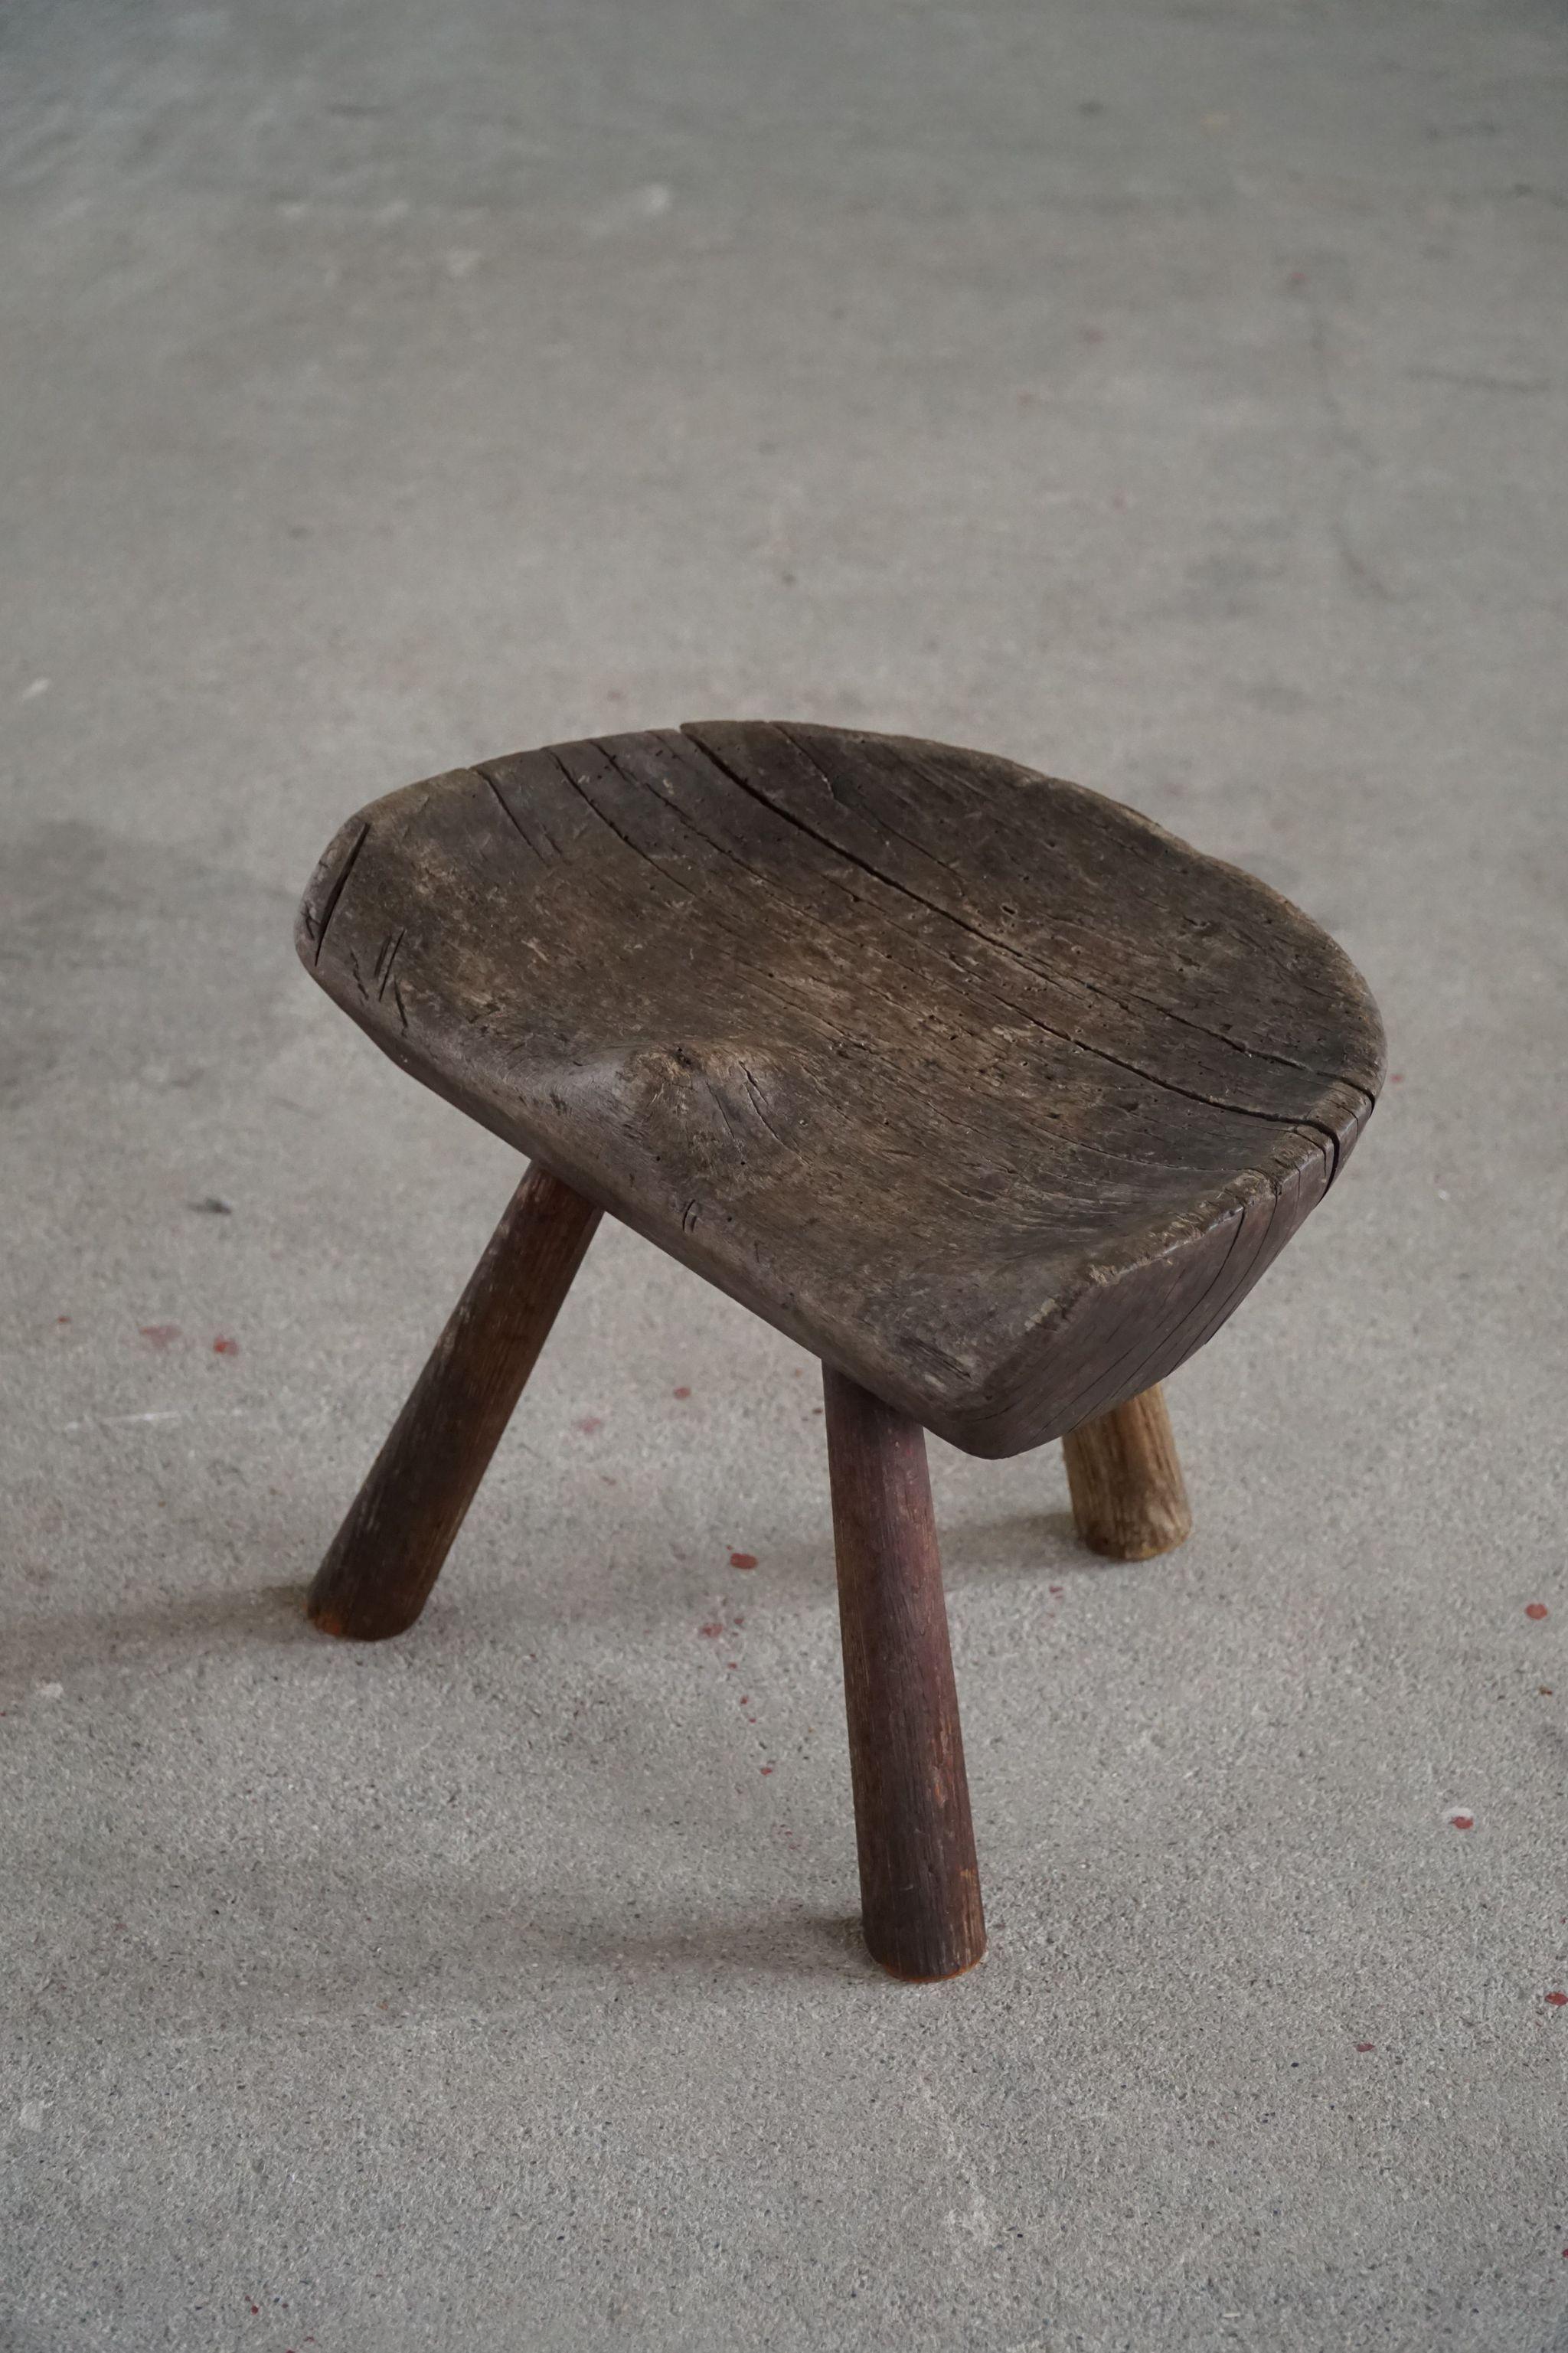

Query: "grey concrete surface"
<box><xmin>2</xmin><ymin>1</ymin><xmax>1566</xmax><ymax>2346</ymax></box>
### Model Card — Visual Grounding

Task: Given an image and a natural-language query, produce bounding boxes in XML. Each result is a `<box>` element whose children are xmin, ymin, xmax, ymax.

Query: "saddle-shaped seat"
<box><xmin>299</xmin><ymin>722</ymin><xmax>1381</xmax><ymax>1458</ymax></box>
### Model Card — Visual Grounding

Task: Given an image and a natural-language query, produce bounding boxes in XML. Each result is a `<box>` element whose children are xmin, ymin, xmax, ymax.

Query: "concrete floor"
<box><xmin>3</xmin><ymin>1</ymin><xmax>1566</xmax><ymax>2345</ymax></box>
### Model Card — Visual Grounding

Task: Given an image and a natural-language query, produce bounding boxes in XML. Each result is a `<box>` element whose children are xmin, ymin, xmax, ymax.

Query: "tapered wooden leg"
<box><xmin>822</xmin><ymin>1367</ymin><xmax>985</xmax><ymax>1982</ymax></box>
<box><xmin>308</xmin><ymin>1163</ymin><xmax>601</xmax><ymax>1641</ymax></box>
<box><xmin>1062</xmin><ymin>1381</ymin><xmax>1191</xmax><ymax>1561</ymax></box>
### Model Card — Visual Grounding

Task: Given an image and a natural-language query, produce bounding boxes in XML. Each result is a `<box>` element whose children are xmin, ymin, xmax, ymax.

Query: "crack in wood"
<box><xmin>311</xmin><ymin>821</ymin><xmax>369</xmax><ymax>966</ymax></box>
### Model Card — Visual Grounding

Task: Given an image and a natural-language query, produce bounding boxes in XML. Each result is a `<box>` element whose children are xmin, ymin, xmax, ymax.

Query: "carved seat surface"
<box><xmin>299</xmin><ymin>722</ymin><xmax>1383</xmax><ymax>1456</ymax></box>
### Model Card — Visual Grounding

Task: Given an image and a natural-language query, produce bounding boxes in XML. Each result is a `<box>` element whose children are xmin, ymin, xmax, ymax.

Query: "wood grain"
<box><xmin>299</xmin><ymin>723</ymin><xmax>1383</xmax><ymax>1457</ymax></box>
<box><xmin>824</xmin><ymin>1366</ymin><xmax>985</xmax><ymax>1981</ymax></box>
<box><xmin>1062</xmin><ymin>1382</ymin><xmax>1192</xmax><ymax>1561</ymax></box>
<box><xmin>307</xmin><ymin>1162</ymin><xmax>600</xmax><ymax>1641</ymax></box>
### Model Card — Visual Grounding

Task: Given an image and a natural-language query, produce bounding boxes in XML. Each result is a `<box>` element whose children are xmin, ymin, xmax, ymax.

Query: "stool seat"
<box><xmin>299</xmin><ymin>722</ymin><xmax>1383</xmax><ymax>1458</ymax></box>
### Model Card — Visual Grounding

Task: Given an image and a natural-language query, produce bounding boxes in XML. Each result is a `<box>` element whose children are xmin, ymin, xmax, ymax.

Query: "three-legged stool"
<box><xmin>298</xmin><ymin>723</ymin><xmax>1383</xmax><ymax>1981</ymax></box>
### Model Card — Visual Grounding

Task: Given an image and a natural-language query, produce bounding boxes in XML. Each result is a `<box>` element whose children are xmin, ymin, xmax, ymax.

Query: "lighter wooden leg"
<box><xmin>308</xmin><ymin>1163</ymin><xmax>600</xmax><ymax>1641</ymax></box>
<box><xmin>822</xmin><ymin>1367</ymin><xmax>986</xmax><ymax>1982</ymax></box>
<box><xmin>1062</xmin><ymin>1381</ymin><xmax>1191</xmax><ymax>1561</ymax></box>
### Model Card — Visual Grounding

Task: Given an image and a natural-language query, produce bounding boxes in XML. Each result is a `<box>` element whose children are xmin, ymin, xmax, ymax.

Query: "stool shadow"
<box><xmin>2</xmin><ymin>1504</ymin><xmax>1112</xmax><ymax>1691</ymax></box>
<box><xmin>0</xmin><ymin>1581</ymin><xmax>316</xmax><ymax>1687</ymax></box>
<box><xmin>527</xmin><ymin>1907</ymin><xmax>874</xmax><ymax>1985</ymax></box>
<box><xmin>11</xmin><ymin>1815</ymin><xmax>884</xmax><ymax>2026</ymax></box>
<box><xmin>940</xmin><ymin>1508</ymin><xmax>1107</xmax><ymax>1581</ymax></box>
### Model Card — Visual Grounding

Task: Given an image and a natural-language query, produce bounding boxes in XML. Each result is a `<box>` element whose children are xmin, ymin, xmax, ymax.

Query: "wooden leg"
<box><xmin>308</xmin><ymin>1163</ymin><xmax>601</xmax><ymax>1641</ymax></box>
<box><xmin>822</xmin><ymin>1367</ymin><xmax>985</xmax><ymax>1982</ymax></box>
<box><xmin>1062</xmin><ymin>1381</ymin><xmax>1191</xmax><ymax>1561</ymax></box>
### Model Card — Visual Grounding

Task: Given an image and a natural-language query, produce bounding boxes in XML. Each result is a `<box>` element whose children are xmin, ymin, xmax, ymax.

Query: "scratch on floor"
<box><xmin>60</xmin><ymin>1407</ymin><xmax>255</xmax><ymax>1433</ymax></box>
<box><xmin>915</xmin><ymin>2073</ymin><xmax>995</xmax><ymax>2249</ymax></box>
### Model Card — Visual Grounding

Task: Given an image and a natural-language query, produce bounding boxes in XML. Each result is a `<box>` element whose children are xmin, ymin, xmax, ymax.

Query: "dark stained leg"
<box><xmin>1062</xmin><ymin>1381</ymin><xmax>1192</xmax><ymax>1562</ymax></box>
<box><xmin>822</xmin><ymin>1367</ymin><xmax>986</xmax><ymax>1982</ymax></box>
<box><xmin>308</xmin><ymin>1163</ymin><xmax>601</xmax><ymax>1641</ymax></box>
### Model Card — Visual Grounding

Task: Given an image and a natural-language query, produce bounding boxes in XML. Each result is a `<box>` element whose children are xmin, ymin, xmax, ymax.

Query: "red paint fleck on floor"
<box><xmin>1049</xmin><ymin>1584</ymin><xmax>1064</xmax><ymax>1596</ymax></box>
<box><xmin>139</xmin><ymin>1324</ymin><xmax>181</xmax><ymax>1348</ymax></box>
<box><xmin>673</xmin><ymin>1385</ymin><xmax>691</xmax><ymax>1399</ymax></box>
<box><xmin>1525</xmin><ymin>1602</ymin><xmax>1550</xmax><ymax>1620</ymax></box>
<box><xmin>575</xmin><ymin>1413</ymin><xmax>603</xmax><ymax>1434</ymax></box>
<box><xmin>729</xmin><ymin>1551</ymin><xmax>758</xmax><ymax>1570</ymax></box>
<box><xmin>211</xmin><ymin>1335</ymin><xmax>240</xmax><ymax>1356</ymax></box>
<box><xmin>56</xmin><ymin>1315</ymin><xmax>70</xmax><ymax>1325</ymax></box>
<box><xmin>1449</xmin><ymin>1813</ymin><xmax>1475</xmax><ymax>1830</ymax></box>
<box><xmin>1545</xmin><ymin>1991</ymin><xmax>1568</xmax><ymax>2007</ymax></box>
<box><xmin>1390</xmin><ymin>1072</ymin><xmax>1405</xmax><ymax>1084</ymax></box>
<box><xmin>760</xmin><ymin>1765</ymin><xmax>774</xmax><ymax>1776</ymax></box>
<box><xmin>1355</xmin><ymin>2041</ymin><xmax>1375</xmax><ymax>2053</ymax></box>
<box><xmin>698</xmin><ymin>1621</ymin><xmax>724</xmax><ymax>1639</ymax></box>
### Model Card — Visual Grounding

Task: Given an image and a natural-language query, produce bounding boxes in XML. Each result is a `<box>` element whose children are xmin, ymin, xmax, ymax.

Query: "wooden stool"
<box><xmin>298</xmin><ymin>723</ymin><xmax>1383</xmax><ymax>1982</ymax></box>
